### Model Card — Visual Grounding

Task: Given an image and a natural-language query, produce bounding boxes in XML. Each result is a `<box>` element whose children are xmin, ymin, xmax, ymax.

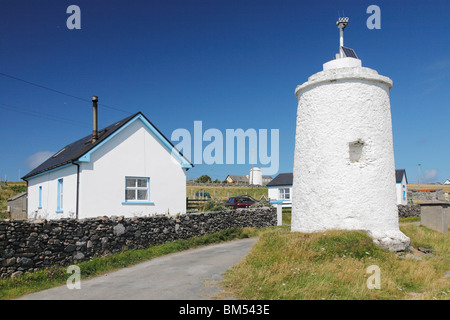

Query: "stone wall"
<box><xmin>410</xmin><ymin>189</ymin><xmax>444</xmax><ymax>201</ymax></box>
<box><xmin>397</xmin><ymin>205</ymin><xmax>420</xmax><ymax>219</ymax></box>
<box><xmin>0</xmin><ymin>207</ymin><xmax>276</xmax><ymax>278</ymax></box>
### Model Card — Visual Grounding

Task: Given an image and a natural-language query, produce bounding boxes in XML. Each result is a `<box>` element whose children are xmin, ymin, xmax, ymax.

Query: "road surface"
<box><xmin>18</xmin><ymin>237</ymin><xmax>258</xmax><ymax>300</ymax></box>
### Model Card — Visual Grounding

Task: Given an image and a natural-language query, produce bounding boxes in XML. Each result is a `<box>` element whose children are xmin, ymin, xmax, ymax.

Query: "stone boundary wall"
<box><xmin>397</xmin><ymin>205</ymin><xmax>420</xmax><ymax>219</ymax></box>
<box><xmin>0</xmin><ymin>207</ymin><xmax>276</xmax><ymax>278</ymax></box>
<box><xmin>410</xmin><ymin>189</ymin><xmax>444</xmax><ymax>201</ymax></box>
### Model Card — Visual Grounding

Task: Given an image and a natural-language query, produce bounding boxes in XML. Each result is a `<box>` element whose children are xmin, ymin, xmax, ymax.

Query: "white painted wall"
<box><xmin>396</xmin><ymin>174</ymin><xmax>408</xmax><ymax>205</ymax></box>
<box><xmin>292</xmin><ymin>61</ymin><xmax>410</xmax><ymax>251</ymax></box>
<box><xmin>27</xmin><ymin>118</ymin><xmax>187</xmax><ymax>220</ymax></box>
<box><xmin>27</xmin><ymin>165</ymin><xmax>78</xmax><ymax>220</ymax></box>
<box><xmin>78</xmin><ymin>119</ymin><xmax>186</xmax><ymax>218</ymax></box>
<box><xmin>249</xmin><ymin>167</ymin><xmax>263</xmax><ymax>185</ymax></box>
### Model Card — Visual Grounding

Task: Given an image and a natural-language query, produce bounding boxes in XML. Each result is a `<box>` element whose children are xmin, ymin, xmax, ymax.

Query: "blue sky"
<box><xmin>0</xmin><ymin>0</ymin><xmax>448</xmax><ymax>183</ymax></box>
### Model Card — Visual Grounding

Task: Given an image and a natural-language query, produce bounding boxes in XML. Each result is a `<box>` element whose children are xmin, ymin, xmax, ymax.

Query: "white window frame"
<box><xmin>56</xmin><ymin>179</ymin><xmax>64</xmax><ymax>213</ymax></box>
<box><xmin>279</xmin><ymin>187</ymin><xmax>290</xmax><ymax>200</ymax></box>
<box><xmin>123</xmin><ymin>177</ymin><xmax>153</xmax><ymax>204</ymax></box>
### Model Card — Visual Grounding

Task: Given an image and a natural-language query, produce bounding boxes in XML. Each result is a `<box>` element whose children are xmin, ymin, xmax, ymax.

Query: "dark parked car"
<box><xmin>225</xmin><ymin>196</ymin><xmax>256</xmax><ymax>209</ymax></box>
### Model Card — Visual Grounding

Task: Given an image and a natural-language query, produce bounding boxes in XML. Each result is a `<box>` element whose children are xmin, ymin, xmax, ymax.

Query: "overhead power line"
<box><xmin>0</xmin><ymin>103</ymin><xmax>91</xmax><ymax>128</ymax></box>
<box><xmin>0</xmin><ymin>72</ymin><xmax>132</xmax><ymax>114</ymax></box>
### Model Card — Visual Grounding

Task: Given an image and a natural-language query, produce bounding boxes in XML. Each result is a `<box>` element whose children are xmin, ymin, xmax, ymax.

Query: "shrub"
<box><xmin>201</xmin><ymin>198</ymin><xmax>227</xmax><ymax>212</ymax></box>
<box><xmin>251</xmin><ymin>200</ymin><xmax>273</xmax><ymax>208</ymax></box>
<box><xmin>195</xmin><ymin>175</ymin><xmax>212</xmax><ymax>183</ymax></box>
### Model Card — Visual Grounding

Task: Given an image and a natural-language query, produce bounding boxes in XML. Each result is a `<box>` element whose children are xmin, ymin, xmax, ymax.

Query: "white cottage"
<box><xmin>267</xmin><ymin>173</ymin><xmax>293</xmax><ymax>208</ymax></box>
<box><xmin>395</xmin><ymin>169</ymin><xmax>408</xmax><ymax>205</ymax></box>
<box><xmin>22</xmin><ymin>105</ymin><xmax>193</xmax><ymax>220</ymax></box>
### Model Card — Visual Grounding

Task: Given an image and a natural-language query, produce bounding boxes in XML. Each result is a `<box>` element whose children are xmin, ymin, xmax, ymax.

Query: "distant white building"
<box><xmin>249</xmin><ymin>167</ymin><xmax>262</xmax><ymax>185</ymax></box>
<box><xmin>225</xmin><ymin>173</ymin><xmax>272</xmax><ymax>185</ymax></box>
<box><xmin>269</xmin><ymin>170</ymin><xmax>408</xmax><ymax>207</ymax></box>
<box><xmin>22</xmin><ymin>109</ymin><xmax>193</xmax><ymax>220</ymax></box>
<box><xmin>267</xmin><ymin>173</ymin><xmax>292</xmax><ymax>208</ymax></box>
<box><xmin>395</xmin><ymin>169</ymin><xmax>408</xmax><ymax>205</ymax></box>
<box><xmin>444</xmin><ymin>179</ymin><xmax>450</xmax><ymax>185</ymax></box>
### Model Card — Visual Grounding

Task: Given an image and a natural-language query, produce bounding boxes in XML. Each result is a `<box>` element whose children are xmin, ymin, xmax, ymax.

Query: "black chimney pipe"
<box><xmin>92</xmin><ymin>96</ymin><xmax>98</xmax><ymax>143</ymax></box>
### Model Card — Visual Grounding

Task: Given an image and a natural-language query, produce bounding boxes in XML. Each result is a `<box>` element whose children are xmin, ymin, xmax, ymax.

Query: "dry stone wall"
<box><xmin>0</xmin><ymin>207</ymin><xmax>276</xmax><ymax>278</ymax></box>
<box><xmin>397</xmin><ymin>205</ymin><xmax>420</xmax><ymax>219</ymax></box>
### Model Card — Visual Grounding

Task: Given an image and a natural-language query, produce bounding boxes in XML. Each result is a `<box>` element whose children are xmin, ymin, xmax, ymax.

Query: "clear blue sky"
<box><xmin>0</xmin><ymin>0</ymin><xmax>449</xmax><ymax>183</ymax></box>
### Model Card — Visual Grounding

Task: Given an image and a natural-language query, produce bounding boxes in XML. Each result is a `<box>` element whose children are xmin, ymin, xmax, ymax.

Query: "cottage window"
<box><xmin>279</xmin><ymin>188</ymin><xmax>290</xmax><ymax>200</ymax></box>
<box><xmin>56</xmin><ymin>179</ymin><xmax>63</xmax><ymax>213</ymax></box>
<box><xmin>38</xmin><ymin>186</ymin><xmax>42</xmax><ymax>209</ymax></box>
<box><xmin>125</xmin><ymin>177</ymin><xmax>149</xmax><ymax>202</ymax></box>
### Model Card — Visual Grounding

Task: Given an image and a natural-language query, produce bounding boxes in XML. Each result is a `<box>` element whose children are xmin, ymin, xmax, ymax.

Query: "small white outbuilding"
<box><xmin>22</xmin><ymin>107</ymin><xmax>193</xmax><ymax>220</ymax></box>
<box><xmin>395</xmin><ymin>169</ymin><xmax>408</xmax><ymax>205</ymax></box>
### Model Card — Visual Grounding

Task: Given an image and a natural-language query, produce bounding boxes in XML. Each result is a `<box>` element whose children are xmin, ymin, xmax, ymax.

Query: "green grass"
<box><xmin>282</xmin><ymin>208</ymin><xmax>291</xmax><ymax>225</ymax></box>
<box><xmin>221</xmin><ymin>224</ymin><xmax>450</xmax><ymax>300</ymax></box>
<box><xmin>399</xmin><ymin>216</ymin><xmax>421</xmax><ymax>223</ymax></box>
<box><xmin>0</xmin><ymin>227</ymin><xmax>265</xmax><ymax>300</ymax></box>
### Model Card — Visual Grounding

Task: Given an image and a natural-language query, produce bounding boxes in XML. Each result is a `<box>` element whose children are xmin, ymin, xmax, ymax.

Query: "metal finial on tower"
<box><xmin>336</xmin><ymin>17</ymin><xmax>349</xmax><ymax>54</ymax></box>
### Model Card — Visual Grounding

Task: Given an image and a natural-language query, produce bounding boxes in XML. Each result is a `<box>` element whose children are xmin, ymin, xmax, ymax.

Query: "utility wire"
<box><xmin>0</xmin><ymin>72</ymin><xmax>132</xmax><ymax>114</ymax></box>
<box><xmin>0</xmin><ymin>103</ymin><xmax>91</xmax><ymax>128</ymax></box>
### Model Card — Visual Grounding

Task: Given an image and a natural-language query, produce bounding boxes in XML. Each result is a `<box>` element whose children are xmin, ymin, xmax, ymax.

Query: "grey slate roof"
<box><xmin>395</xmin><ymin>169</ymin><xmax>407</xmax><ymax>184</ymax></box>
<box><xmin>266</xmin><ymin>173</ymin><xmax>293</xmax><ymax>186</ymax></box>
<box><xmin>227</xmin><ymin>175</ymin><xmax>248</xmax><ymax>182</ymax></box>
<box><xmin>267</xmin><ymin>171</ymin><xmax>406</xmax><ymax>187</ymax></box>
<box><xmin>7</xmin><ymin>192</ymin><xmax>27</xmax><ymax>202</ymax></box>
<box><xmin>22</xmin><ymin>112</ymin><xmax>192</xmax><ymax>180</ymax></box>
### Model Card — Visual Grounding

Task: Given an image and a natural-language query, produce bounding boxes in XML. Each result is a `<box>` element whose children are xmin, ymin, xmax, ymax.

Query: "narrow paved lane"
<box><xmin>18</xmin><ymin>237</ymin><xmax>258</xmax><ymax>300</ymax></box>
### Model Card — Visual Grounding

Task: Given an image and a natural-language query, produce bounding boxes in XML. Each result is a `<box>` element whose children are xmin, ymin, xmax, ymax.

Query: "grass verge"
<box><xmin>221</xmin><ymin>224</ymin><xmax>449</xmax><ymax>300</ymax></box>
<box><xmin>0</xmin><ymin>227</ymin><xmax>264</xmax><ymax>300</ymax></box>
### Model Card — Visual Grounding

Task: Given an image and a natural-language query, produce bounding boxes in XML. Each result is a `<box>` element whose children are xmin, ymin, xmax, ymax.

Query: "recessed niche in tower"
<box><xmin>349</xmin><ymin>140</ymin><xmax>364</xmax><ymax>162</ymax></box>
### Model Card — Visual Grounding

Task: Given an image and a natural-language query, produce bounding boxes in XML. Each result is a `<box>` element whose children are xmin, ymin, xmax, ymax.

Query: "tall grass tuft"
<box><xmin>221</xmin><ymin>225</ymin><xmax>450</xmax><ymax>300</ymax></box>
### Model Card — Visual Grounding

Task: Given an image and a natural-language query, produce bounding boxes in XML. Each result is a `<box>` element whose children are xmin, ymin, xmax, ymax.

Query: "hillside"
<box><xmin>408</xmin><ymin>184</ymin><xmax>450</xmax><ymax>193</ymax></box>
<box><xmin>0</xmin><ymin>181</ymin><xmax>27</xmax><ymax>217</ymax></box>
<box><xmin>186</xmin><ymin>184</ymin><xmax>268</xmax><ymax>200</ymax></box>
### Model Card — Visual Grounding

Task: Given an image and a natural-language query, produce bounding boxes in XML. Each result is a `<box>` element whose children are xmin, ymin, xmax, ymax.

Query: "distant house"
<box><xmin>225</xmin><ymin>175</ymin><xmax>249</xmax><ymax>184</ymax></box>
<box><xmin>22</xmin><ymin>111</ymin><xmax>193</xmax><ymax>220</ymax></box>
<box><xmin>262</xmin><ymin>176</ymin><xmax>273</xmax><ymax>184</ymax></box>
<box><xmin>444</xmin><ymin>179</ymin><xmax>450</xmax><ymax>185</ymax></box>
<box><xmin>225</xmin><ymin>174</ymin><xmax>272</xmax><ymax>185</ymax></box>
<box><xmin>268</xmin><ymin>170</ymin><xmax>407</xmax><ymax>207</ymax></box>
<box><xmin>7</xmin><ymin>192</ymin><xmax>27</xmax><ymax>220</ymax></box>
<box><xmin>267</xmin><ymin>173</ymin><xmax>293</xmax><ymax>208</ymax></box>
<box><xmin>395</xmin><ymin>169</ymin><xmax>408</xmax><ymax>205</ymax></box>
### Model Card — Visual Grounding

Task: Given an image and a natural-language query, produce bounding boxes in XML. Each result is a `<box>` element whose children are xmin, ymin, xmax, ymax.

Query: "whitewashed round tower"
<box><xmin>291</xmin><ymin>18</ymin><xmax>410</xmax><ymax>251</ymax></box>
<box><xmin>249</xmin><ymin>167</ymin><xmax>263</xmax><ymax>185</ymax></box>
